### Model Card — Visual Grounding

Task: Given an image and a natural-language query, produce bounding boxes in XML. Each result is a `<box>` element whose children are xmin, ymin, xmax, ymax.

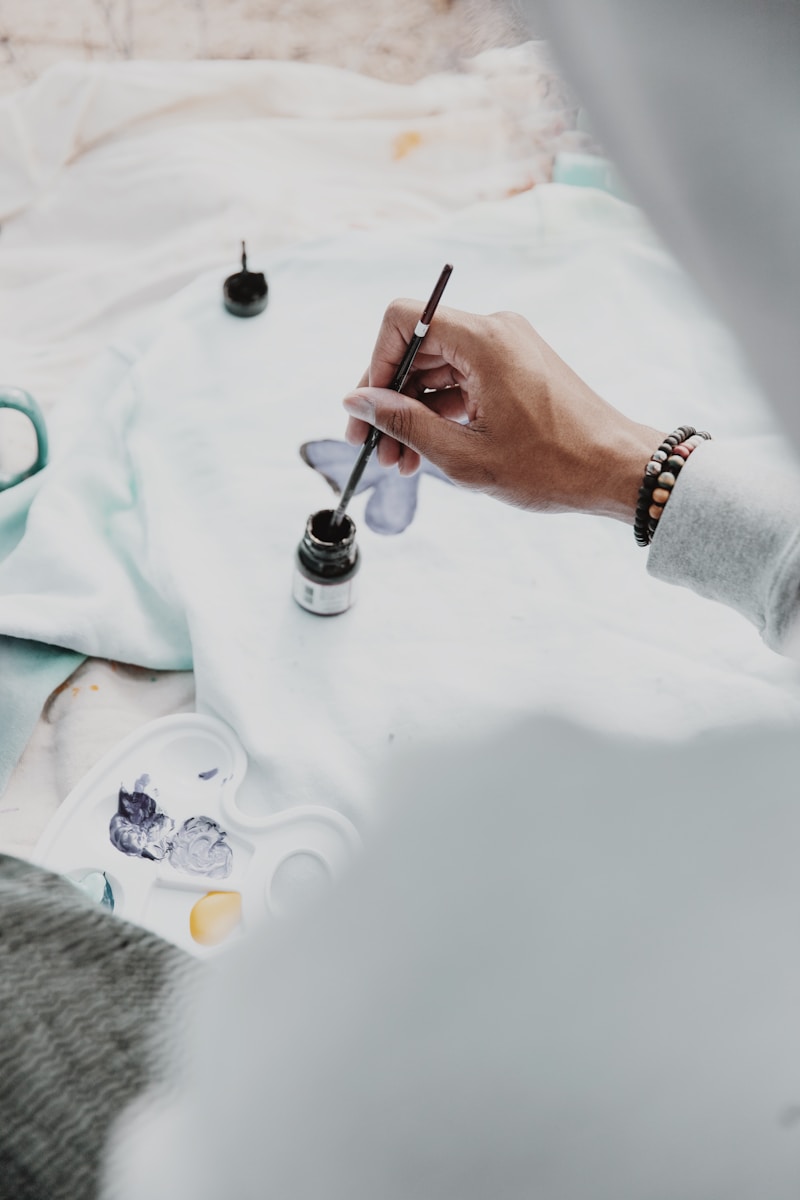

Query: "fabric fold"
<box><xmin>0</xmin><ymin>638</ymin><xmax>85</xmax><ymax>795</ymax></box>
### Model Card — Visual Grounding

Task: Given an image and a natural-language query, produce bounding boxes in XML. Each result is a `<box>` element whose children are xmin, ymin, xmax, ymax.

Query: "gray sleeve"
<box><xmin>647</xmin><ymin>440</ymin><xmax>800</xmax><ymax>653</ymax></box>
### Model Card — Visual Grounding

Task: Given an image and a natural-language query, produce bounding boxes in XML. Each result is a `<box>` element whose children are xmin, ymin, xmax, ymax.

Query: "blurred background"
<box><xmin>0</xmin><ymin>0</ymin><xmax>533</xmax><ymax>94</ymax></box>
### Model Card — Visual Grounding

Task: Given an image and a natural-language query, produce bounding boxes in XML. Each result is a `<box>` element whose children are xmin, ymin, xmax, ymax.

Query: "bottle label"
<box><xmin>292</xmin><ymin>566</ymin><xmax>356</xmax><ymax>616</ymax></box>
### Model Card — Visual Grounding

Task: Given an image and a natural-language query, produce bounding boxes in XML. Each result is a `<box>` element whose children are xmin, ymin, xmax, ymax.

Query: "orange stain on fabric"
<box><xmin>392</xmin><ymin>130</ymin><xmax>423</xmax><ymax>160</ymax></box>
<box><xmin>72</xmin><ymin>687</ymin><xmax>80</xmax><ymax>698</ymax></box>
<box><xmin>506</xmin><ymin>177</ymin><xmax>536</xmax><ymax>198</ymax></box>
<box><xmin>190</xmin><ymin>891</ymin><xmax>242</xmax><ymax>946</ymax></box>
<box><xmin>90</xmin><ymin>685</ymin><xmax>99</xmax><ymax>692</ymax></box>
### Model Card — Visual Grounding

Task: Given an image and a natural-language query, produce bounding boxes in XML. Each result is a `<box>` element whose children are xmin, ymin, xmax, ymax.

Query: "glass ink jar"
<box><xmin>293</xmin><ymin>509</ymin><xmax>360</xmax><ymax>616</ymax></box>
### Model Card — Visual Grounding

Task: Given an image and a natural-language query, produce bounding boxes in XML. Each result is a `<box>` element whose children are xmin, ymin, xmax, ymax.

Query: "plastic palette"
<box><xmin>32</xmin><ymin>714</ymin><xmax>360</xmax><ymax>955</ymax></box>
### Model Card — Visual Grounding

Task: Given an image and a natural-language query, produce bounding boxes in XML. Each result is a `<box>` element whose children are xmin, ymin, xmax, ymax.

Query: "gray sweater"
<box><xmin>0</xmin><ymin>856</ymin><xmax>192</xmax><ymax>1200</ymax></box>
<box><xmin>648</xmin><ymin>439</ymin><xmax>800</xmax><ymax>654</ymax></box>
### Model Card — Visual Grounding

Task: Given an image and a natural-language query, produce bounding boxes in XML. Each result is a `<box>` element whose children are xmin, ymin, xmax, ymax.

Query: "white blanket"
<box><xmin>2</xmin><ymin>49</ymin><xmax>799</xmax><ymax>856</ymax></box>
<box><xmin>0</xmin><ymin>46</ymin><xmax>573</xmax><ymax>853</ymax></box>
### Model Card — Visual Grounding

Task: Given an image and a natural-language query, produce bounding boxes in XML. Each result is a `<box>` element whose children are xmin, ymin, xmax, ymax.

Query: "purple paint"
<box><xmin>110</xmin><ymin>783</ymin><xmax>175</xmax><ymax>861</ymax></box>
<box><xmin>109</xmin><ymin>778</ymin><xmax>233</xmax><ymax>877</ymax></box>
<box><xmin>198</xmin><ymin>767</ymin><xmax>219</xmax><ymax>780</ymax></box>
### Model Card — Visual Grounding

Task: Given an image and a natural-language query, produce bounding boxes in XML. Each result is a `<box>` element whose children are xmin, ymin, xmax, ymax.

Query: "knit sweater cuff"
<box><xmin>647</xmin><ymin>439</ymin><xmax>800</xmax><ymax>653</ymax></box>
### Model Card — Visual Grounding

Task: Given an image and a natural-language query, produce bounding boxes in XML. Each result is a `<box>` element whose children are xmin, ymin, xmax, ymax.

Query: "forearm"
<box><xmin>647</xmin><ymin>439</ymin><xmax>800</xmax><ymax>654</ymax></box>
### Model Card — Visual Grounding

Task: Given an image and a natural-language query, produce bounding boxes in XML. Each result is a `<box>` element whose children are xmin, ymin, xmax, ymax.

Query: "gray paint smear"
<box><xmin>109</xmin><ymin>782</ymin><xmax>233</xmax><ymax>878</ymax></box>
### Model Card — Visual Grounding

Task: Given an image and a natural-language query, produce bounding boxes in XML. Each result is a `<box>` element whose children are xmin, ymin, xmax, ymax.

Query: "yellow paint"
<box><xmin>392</xmin><ymin>130</ymin><xmax>422</xmax><ymax>161</ymax></box>
<box><xmin>90</xmin><ymin>684</ymin><xmax>99</xmax><ymax>692</ymax></box>
<box><xmin>72</xmin><ymin>686</ymin><xmax>80</xmax><ymax>698</ymax></box>
<box><xmin>190</xmin><ymin>890</ymin><xmax>242</xmax><ymax>946</ymax></box>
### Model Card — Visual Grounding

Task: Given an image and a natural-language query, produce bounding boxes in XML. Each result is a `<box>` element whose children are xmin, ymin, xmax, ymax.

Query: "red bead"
<box><xmin>672</xmin><ymin>444</ymin><xmax>691</xmax><ymax>458</ymax></box>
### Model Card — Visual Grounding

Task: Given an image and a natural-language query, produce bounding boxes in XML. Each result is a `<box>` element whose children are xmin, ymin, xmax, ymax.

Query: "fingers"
<box><xmin>409</xmin><ymin>364</ymin><xmax>463</xmax><ymax>394</ymax></box>
<box><xmin>344</xmin><ymin>413</ymin><xmax>421</xmax><ymax>474</ymax></box>
<box><xmin>415</xmin><ymin>387</ymin><xmax>467</xmax><ymax>422</ymax></box>
<box><xmin>345</xmin><ymin>414</ymin><xmax>372</xmax><ymax>446</ymax></box>
<box><xmin>343</xmin><ymin>302</ymin><xmax>486</xmax><ymax>485</ymax></box>
<box><xmin>368</xmin><ymin>299</ymin><xmax>475</xmax><ymax>389</ymax></box>
<box><xmin>343</xmin><ymin>386</ymin><xmax>475</xmax><ymax>480</ymax></box>
<box><xmin>377</xmin><ymin>435</ymin><xmax>402</xmax><ymax>469</ymax></box>
<box><xmin>347</xmin><ymin>346</ymin><xmax>466</xmax><ymax>460</ymax></box>
<box><xmin>345</xmin><ymin>393</ymin><xmax>461</xmax><ymax>474</ymax></box>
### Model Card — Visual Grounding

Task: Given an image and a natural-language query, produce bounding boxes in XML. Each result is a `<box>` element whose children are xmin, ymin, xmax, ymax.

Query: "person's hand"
<box><xmin>343</xmin><ymin>301</ymin><xmax>664</xmax><ymax>522</ymax></box>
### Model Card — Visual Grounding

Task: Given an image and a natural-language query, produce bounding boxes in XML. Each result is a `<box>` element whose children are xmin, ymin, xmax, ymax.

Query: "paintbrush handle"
<box><xmin>331</xmin><ymin>428</ymin><xmax>380</xmax><ymax>523</ymax></box>
<box><xmin>331</xmin><ymin>263</ymin><xmax>453</xmax><ymax>527</ymax></box>
<box><xmin>331</xmin><ymin>332</ymin><xmax>425</xmax><ymax>524</ymax></box>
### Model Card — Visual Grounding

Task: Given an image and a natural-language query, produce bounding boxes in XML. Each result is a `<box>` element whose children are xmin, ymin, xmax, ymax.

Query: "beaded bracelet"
<box><xmin>634</xmin><ymin>426</ymin><xmax>712</xmax><ymax>547</ymax></box>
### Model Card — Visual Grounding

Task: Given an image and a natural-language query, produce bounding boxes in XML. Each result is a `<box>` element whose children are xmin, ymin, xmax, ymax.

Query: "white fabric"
<box><xmin>0</xmin><ymin>46</ymin><xmax>573</xmax><ymax>854</ymax></box>
<box><xmin>3</xmin><ymin>30</ymin><xmax>800</xmax><ymax>1198</ymax></box>
<box><xmin>0</xmin><ymin>47</ymin><xmax>570</xmax><ymax>415</ymax></box>
<box><xmin>2</xmin><ymin>184</ymin><xmax>799</xmax><ymax>845</ymax></box>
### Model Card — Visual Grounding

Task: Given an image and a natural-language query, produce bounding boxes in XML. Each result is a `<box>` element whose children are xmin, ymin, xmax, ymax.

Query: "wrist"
<box><xmin>590</xmin><ymin>424</ymin><xmax>666</xmax><ymax>523</ymax></box>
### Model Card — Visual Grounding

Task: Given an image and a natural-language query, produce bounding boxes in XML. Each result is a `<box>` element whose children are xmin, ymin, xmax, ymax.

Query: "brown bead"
<box><xmin>648</xmin><ymin>503</ymin><xmax>664</xmax><ymax>520</ymax></box>
<box><xmin>652</xmin><ymin>487</ymin><xmax>671</xmax><ymax>504</ymax></box>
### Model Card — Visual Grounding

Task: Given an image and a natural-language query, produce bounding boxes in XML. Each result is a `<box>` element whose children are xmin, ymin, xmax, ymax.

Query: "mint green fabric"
<box><xmin>0</xmin><ymin>473</ymin><xmax>38</xmax><ymax>562</ymax></box>
<box><xmin>0</xmin><ymin>470</ymin><xmax>84</xmax><ymax>794</ymax></box>
<box><xmin>0</xmin><ymin>340</ymin><xmax>191</xmax><ymax>796</ymax></box>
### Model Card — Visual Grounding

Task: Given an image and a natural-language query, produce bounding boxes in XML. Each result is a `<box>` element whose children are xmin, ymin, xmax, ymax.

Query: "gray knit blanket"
<box><xmin>0</xmin><ymin>854</ymin><xmax>192</xmax><ymax>1199</ymax></box>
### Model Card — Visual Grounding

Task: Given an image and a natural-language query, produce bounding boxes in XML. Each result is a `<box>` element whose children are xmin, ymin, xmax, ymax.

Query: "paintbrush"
<box><xmin>331</xmin><ymin>262</ymin><xmax>453</xmax><ymax>527</ymax></box>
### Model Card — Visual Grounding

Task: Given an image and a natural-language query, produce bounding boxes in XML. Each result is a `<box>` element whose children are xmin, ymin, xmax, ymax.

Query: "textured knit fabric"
<box><xmin>0</xmin><ymin>855</ymin><xmax>193</xmax><ymax>1200</ymax></box>
<box><xmin>648</xmin><ymin>439</ymin><xmax>800</xmax><ymax>653</ymax></box>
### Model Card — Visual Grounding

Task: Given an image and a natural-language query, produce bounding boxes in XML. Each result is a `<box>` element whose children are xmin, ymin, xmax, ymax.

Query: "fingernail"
<box><xmin>343</xmin><ymin>391</ymin><xmax>375</xmax><ymax>421</ymax></box>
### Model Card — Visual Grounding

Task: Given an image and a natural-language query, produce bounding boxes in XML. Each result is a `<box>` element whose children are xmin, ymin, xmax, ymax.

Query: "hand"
<box><xmin>343</xmin><ymin>301</ymin><xmax>664</xmax><ymax>522</ymax></box>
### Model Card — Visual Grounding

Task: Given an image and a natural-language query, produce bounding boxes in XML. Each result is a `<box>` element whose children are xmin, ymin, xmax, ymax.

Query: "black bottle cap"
<box><xmin>223</xmin><ymin>241</ymin><xmax>268</xmax><ymax>317</ymax></box>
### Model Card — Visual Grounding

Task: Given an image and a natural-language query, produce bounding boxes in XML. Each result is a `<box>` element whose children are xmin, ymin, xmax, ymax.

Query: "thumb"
<box><xmin>343</xmin><ymin>387</ymin><xmax>473</xmax><ymax>477</ymax></box>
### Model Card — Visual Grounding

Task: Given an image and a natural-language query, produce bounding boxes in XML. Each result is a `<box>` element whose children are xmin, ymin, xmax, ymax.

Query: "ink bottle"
<box><xmin>293</xmin><ymin>509</ymin><xmax>360</xmax><ymax>616</ymax></box>
<box><xmin>223</xmin><ymin>241</ymin><xmax>268</xmax><ymax>318</ymax></box>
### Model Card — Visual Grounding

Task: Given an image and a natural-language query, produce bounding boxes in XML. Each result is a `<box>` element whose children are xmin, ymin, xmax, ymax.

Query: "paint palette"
<box><xmin>32</xmin><ymin>714</ymin><xmax>360</xmax><ymax>955</ymax></box>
